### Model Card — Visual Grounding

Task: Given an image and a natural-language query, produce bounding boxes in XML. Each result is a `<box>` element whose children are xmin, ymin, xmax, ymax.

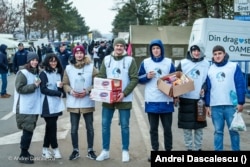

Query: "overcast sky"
<box><xmin>71</xmin><ymin>0</ymin><xmax>117</xmax><ymax>34</ymax></box>
<box><xmin>14</xmin><ymin>0</ymin><xmax>117</xmax><ymax>34</ymax></box>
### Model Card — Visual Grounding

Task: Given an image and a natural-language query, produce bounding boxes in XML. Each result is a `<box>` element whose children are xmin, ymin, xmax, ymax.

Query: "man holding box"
<box><xmin>138</xmin><ymin>39</ymin><xmax>176</xmax><ymax>162</ymax></box>
<box><xmin>95</xmin><ymin>38</ymin><xmax>138</xmax><ymax>162</ymax></box>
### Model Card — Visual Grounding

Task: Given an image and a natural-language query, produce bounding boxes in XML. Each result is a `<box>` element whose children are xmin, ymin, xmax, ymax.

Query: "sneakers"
<box><xmin>1</xmin><ymin>93</ymin><xmax>11</xmax><ymax>98</ymax></box>
<box><xmin>86</xmin><ymin>150</ymin><xmax>97</xmax><ymax>160</ymax></box>
<box><xmin>122</xmin><ymin>150</ymin><xmax>129</xmax><ymax>162</ymax></box>
<box><xmin>69</xmin><ymin>150</ymin><xmax>80</xmax><ymax>160</ymax></box>
<box><xmin>53</xmin><ymin>148</ymin><xmax>62</xmax><ymax>159</ymax></box>
<box><xmin>42</xmin><ymin>147</ymin><xmax>53</xmax><ymax>159</ymax></box>
<box><xmin>96</xmin><ymin>150</ymin><xmax>110</xmax><ymax>161</ymax></box>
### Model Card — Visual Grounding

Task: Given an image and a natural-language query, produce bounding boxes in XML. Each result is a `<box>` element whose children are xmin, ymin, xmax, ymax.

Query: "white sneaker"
<box><xmin>42</xmin><ymin>147</ymin><xmax>53</xmax><ymax>159</ymax></box>
<box><xmin>122</xmin><ymin>150</ymin><xmax>129</xmax><ymax>162</ymax></box>
<box><xmin>53</xmin><ymin>148</ymin><xmax>62</xmax><ymax>159</ymax></box>
<box><xmin>96</xmin><ymin>150</ymin><xmax>110</xmax><ymax>161</ymax></box>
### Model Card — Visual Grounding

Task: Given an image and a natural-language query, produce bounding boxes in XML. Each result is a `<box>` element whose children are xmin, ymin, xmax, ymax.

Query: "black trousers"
<box><xmin>147</xmin><ymin>112</ymin><xmax>173</xmax><ymax>151</ymax></box>
<box><xmin>43</xmin><ymin>116</ymin><xmax>59</xmax><ymax>148</ymax></box>
<box><xmin>20</xmin><ymin>129</ymin><xmax>33</xmax><ymax>150</ymax></box>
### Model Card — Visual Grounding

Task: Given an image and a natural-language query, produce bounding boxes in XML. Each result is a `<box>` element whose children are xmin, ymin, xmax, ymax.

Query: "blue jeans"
<box><xmin>0</xmin><ymin>73</ymin><xmax>7</xmax><ymax>95</ymax></box>
<box><xmin>102</xmin><ymin>107</ymin><xmax>130</xmax><ymax>151</ymax></box>
<box><xmin>70</xmin><ymin>112</ymin><xmax>94</xmax><ymax>150</ymax></box>
<box><xmin>211</xmin><ymin>105</ymin><xmax>240</xmax><ymax>151</ymax></box>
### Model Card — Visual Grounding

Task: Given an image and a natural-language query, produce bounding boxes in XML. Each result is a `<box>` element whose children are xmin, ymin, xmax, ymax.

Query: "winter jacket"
<box><xmin>57</xmin><ymin>49</ymin><xmax>72</xmax><ymax>69</ymax></box>
<box><xmin>205</xmin><ymin>54</ymin><xmax>245</xmax><ymax>107</ymax></box>
<box><xmin>14</xmin><ymin>67</ymin><xmax>40</xmax><ymax>132</ymax></box>
<box><xmin>63</xmin><ymin>56</ymin><xmax>99</xmax><ymax>114</ymax></box>
<box><xmin>40</xmin><ymin>71</ymin><xmax>64</xmax><ymax>117</ymax></box>
<box><xmin>0</xmin><ymin>44</ymin><xmax>8</xmax><ymax>74</ymax></box>
<box><xmin>138</xmin><ymin>39</ymin><xmax>175</xmax><ymax>113</ymax></box>
<box><xmin>97</xmin><ymin>51</ymin><xmax>138</xmax><ymax>110</ymax></box>
<box><xmin>13</xmin><ymin>49</ymin><xmax>29</xmax><ymax>73</ymax></box>
<box><xmin>176</xmin><ymin>43</ymin><xmax>208</xmax><ymax>129</ymax></box>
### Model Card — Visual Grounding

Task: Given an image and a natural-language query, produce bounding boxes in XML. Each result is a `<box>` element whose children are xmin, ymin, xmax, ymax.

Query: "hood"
<box><xmin>0</xmin><ymin>44</ymin><xmax>7</xmax><ymax>53</ymax></box>
<box><xmin>149</xmin><ymin>39</ymin><xmax>165</xmax><ymax>62</ymax></box>
<box><xmin>187</xmin><ymin>42</ymin><xmax>205</xmax><ymax>62</ymax></box>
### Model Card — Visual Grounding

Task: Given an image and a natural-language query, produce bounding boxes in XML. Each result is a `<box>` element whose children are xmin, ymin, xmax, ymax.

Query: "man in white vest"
<box><xmin>96</xmin><ymin>38</ymin><xmax>138</xmax><ymax>162</ymax></box>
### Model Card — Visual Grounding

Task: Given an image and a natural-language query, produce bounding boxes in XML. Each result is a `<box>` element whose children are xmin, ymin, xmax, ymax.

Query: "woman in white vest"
<box><xmin>13</xmin><ymin>52</ymin><xmax>41</xmax><ymax>164</ymax></box>
<box><xmin>39</xmin><ymin>53</ymin><xmax>65</xmax><ymax>159</ymax></box>
<box><xmin>138</xmin><ymin>39</ymin><xmax>175</xmax><ymax>162</ymax></box>
<box><xmin>176</xmin><ymin>43</ymin><xmax>210</xmax><ymax>151</ymax></box>
<box><xmin>63</xmin><ymin>45</ymin><xmax>99</xmax><ymax>160</ymax></box>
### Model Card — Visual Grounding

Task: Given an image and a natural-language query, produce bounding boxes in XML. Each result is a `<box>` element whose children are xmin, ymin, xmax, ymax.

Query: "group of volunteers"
<box><xmin>11</xmin><ymin>37</ymin><xmax>245</xmax><ymax>165</ymax></box>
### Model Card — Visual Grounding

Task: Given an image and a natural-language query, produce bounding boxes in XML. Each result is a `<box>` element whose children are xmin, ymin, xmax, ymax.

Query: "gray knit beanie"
<box><xmin>113</xmin><ymin>38</ymin><xmax>126</xmax><ymax>47</ymax></box>
<box><xmin>27</xmin><ymin>52</ymin><xmax>39</xmax><ymax>63</ymax></box>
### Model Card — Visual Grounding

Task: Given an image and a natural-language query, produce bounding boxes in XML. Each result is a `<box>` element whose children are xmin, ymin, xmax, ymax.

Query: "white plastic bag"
<box><xmin>229</xmin><ymin>112</ymin><xmax>247</xmax><ymax>131</ymax></box>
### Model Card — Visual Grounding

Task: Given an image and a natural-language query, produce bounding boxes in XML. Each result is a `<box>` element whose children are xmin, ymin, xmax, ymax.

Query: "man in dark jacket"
<box><xmin>57</xmin><ymin>43</ymin><xmax>71</xmax><ymax>69</ymax></box>
<box><xmin>13</xmin><ymin>43</ymin><xmax>29</xmax><ymax>74</ymax></box>
<box><xmin>97</xmin><ymin>41</ymin><xmax>107</xmax><ymax>65</ymax></box>
<box><xmin>0</xmin><ymin>44</ymin><xmax>11</xmax><ymax>98</ymax></box>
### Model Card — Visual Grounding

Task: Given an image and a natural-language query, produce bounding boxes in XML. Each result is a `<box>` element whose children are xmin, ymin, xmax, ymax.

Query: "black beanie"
<box><xmin>190</xmin><ymin>45</ymin><xmax>200</xmax><ymax>52</ymax></box>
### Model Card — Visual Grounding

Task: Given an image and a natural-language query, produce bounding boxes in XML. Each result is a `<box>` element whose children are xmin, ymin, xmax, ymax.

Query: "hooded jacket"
<box><xmin>138</xmin><ymin>39</ymin><xmax>176</xmax><ymax>113</ymax></box>
<box><xmin>0</xmin><ymin>44</ymin><xmax>8</xmax><ymax>74</ymax></box>
<box><xmin>176</xmin><ymin>43</ymin><xmax>209</xmax><ymax>129</ymax></box>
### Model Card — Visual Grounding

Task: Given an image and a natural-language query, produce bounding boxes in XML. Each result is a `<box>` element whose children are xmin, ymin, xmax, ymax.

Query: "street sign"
<box><xmin>234</xmin><ymin>15</ymin><xmax>250</xmax><ymax>20</ymax></box>
<box><xmin>234</xmin><ymin>0</ymin><xmax>250</xmax><ymax>12</ymax></box>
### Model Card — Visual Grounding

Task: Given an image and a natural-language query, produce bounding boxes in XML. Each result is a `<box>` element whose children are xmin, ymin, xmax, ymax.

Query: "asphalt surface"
<box><xmin>0</xmin><ymin>74</ymin><xmax>250</xmax><ymax>167</ymax></box>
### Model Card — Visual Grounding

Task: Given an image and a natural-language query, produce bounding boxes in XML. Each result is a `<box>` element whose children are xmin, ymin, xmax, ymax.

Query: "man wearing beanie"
<box><xmin>96</xmin><ymin>38</ymin><xmax>138</xmax><ymax>162</ymax></box>
<box><xmin>175</xmin><ymin>42</ymin><xmax>209</xmax><ymax>152</ymax></box>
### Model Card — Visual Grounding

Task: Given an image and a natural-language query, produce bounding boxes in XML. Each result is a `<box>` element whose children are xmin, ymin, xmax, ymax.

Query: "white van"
<box><xmin>188</xmin><ymin>18</ymin><xmax>250</xmax><ymax>72</ymax></box>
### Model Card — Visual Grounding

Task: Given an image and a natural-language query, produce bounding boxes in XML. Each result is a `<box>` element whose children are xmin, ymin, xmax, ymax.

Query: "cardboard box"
<box><xmin>157</xmin><ymin>71</ymin><xmax>194</xmax><ymax>97</ymax></box>
<box><xmin>94</xmin><ymin>77</ymin><xmax>122</xmax><ymax>91</ymax></box>
<box><xmin>91</xmin><ymin>89</ymin><xmax>121</xmax><ymax>103</ymax></box>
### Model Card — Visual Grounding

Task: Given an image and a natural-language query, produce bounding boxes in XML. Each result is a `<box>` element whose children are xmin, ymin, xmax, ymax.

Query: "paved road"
<box><xmin>0</xmin><ymin>74</ymin><xmax>250</xmax><ymax>167</ymax></box>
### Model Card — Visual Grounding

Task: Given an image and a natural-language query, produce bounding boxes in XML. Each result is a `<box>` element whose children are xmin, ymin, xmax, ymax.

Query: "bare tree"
<box><xmin>0</xmin><ymin>0</ymin><xmax>22</xmax><ymax>33</ymax></box>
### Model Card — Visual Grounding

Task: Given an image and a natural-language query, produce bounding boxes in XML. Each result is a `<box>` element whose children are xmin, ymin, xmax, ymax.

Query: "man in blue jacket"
<box><xmin>0</xmin><ymin>44</ymin><xmax>11</xmax><ymax>98</ymax></box>
<box><xmin>138</xmin><ymin>39</ymin><xmax>175</xmax><ymax>161</ymax></box>
<box><xmin>205</xmin><ymin>45</ymin><xmax>245</xmax><ymax>151</ymax></box>
<box><xmin>13</xmin><ymin>43</ymin><xmax>29</xmax><ymax>74</ymax></box>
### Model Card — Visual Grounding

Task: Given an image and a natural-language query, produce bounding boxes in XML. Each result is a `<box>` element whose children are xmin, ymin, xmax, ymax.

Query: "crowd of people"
<box><xmin>0</xmin><ymin>37</ymin><xmax>246</xmax><ymax>164</ymax></box>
